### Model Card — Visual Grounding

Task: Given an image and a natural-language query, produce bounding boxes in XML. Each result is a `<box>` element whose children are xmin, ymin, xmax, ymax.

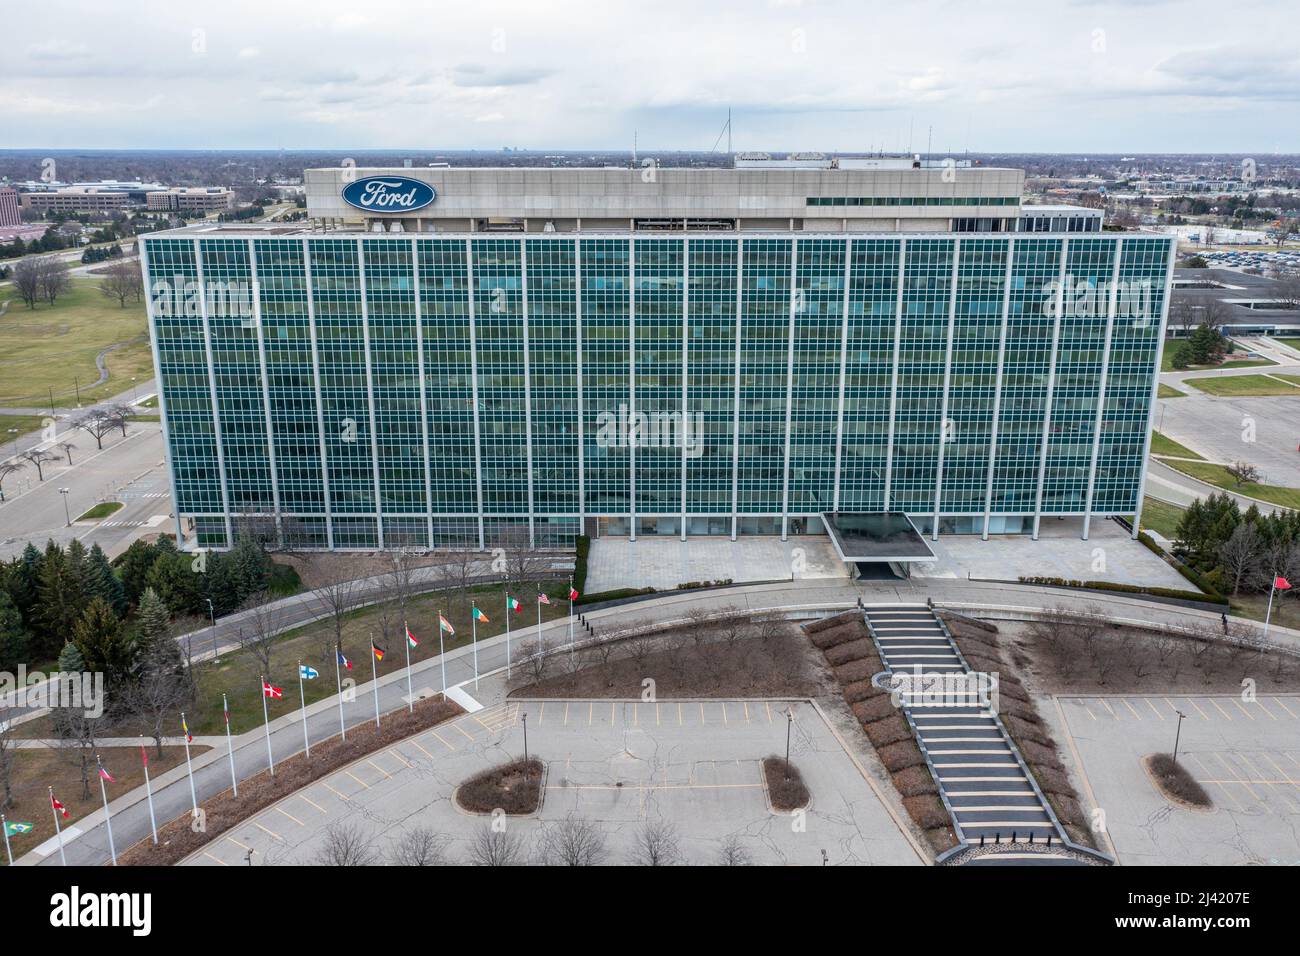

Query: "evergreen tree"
<box><xmin>116</xmin><ymin>539</ymin><xmax>160</xmax><ymax>606</ymax></box>
<box><xmin>71</xmin><ymin>597</ymin><xmax>136</xmax><ymax>689</ymax></box>
<box><xmin>4</xmin><ymin>543</ymin><xmax>43</xmax><ymax>627</ymax></box>
<box><xmin>34</xmin><ymin>542</ymin><xmax>87</xmax><ymax>659</ymax></box>
<box><xmin>230</xmin><ymin>535</ymin><xmax>270</xmax><ymax>603</ymax></box>
<box><xmin>135</xmin><ymin>587</ymin><xmax>171</xmax><ymax>653</ymax></box>
<box><xmin>145</xmin><ymin>551</ymin><xmax>200</xmax><ymax>617</ymax></box>
<box><xmin>82</xmin><ymin>543</ymin><xmax>127</xmax><ymax>617</ymax></box>
<box><xmin>203</xmin><ymin>551</ymin><xmax>241</xmax><ymax>617</ymax></box>
<box><xmin>0</xmin><ymin>590</ymin><xmax>28</xmax><ymax>672</ymax></box>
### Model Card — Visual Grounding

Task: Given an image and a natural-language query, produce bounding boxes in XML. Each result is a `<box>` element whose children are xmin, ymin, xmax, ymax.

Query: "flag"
<box><xmin>1276</xmin><ymin>576</ymin><xmax>1293</xmax><ymax>590</ymax></box>
<box><xmin>181</xmin><ymin>715</ymin><xmax>193</xmax><ymax>743</ymax></box>
<box><xmin>538</xmin><ymin>593</ymin><xmax>551</xmax><ymax>605</ymax></box>
<box><xmin>472</xmin><ymin>606</ymin><xmax>489</xmax><ymax>623</ymax></box>
<box><xmin>140</xmin><ymin>744</ymin><xmax>148</xmax><ymax>768</ymax></box>
<box><xmin>98</xmin><ymin>766</ymin><xmax>116</xmax><ymax>784</ymax></box>
<box><xmin>508</xmin><ymin>597</ymin><xmax>521</xmax><ymax>613</ymax></box>
<box><xmin>223</xmin><ymin>702</ymin><xmax>230</xmax><ymax>728</ymax></box>
<box><xmin>300</xmin><ymin>664</ymin><xmax>319</xmax><ymax>680</ymax></box>
<box><xmin>406</xmin><ymin>627</ymin><xmax>419</xmax><ymax>649</ymax></box>
<box><xmin>337</xmin><ymin>649</ymin><xmax>353</xmax><ymax>671</ymax></box>
<box><xmin>371</xmin><ymin>642</ymin><xmax>386</xmax><ymax>663</ymax></box>
<box><xmin>263</xmin><ymin>682</ymin><xmax>283</xmax><ymax>699</ymax></box>
<box><xmin>51</xmin><ymin>795</ymin><xmax>69</xmax><ymax>818</ymax></box>
<box><xmin>568</xmin><ymin>586</ymin><xmax>579</xmax><ymax>602</ymax></box>
<box><xmin>439</xmin><ymin>614</ymin><xmax>455</xmax><ymax>636</ymax></box>
<box><xmin>3</xmin><ymin>821</ymin><xmax>33</xmax><ymax>835</ymax></box>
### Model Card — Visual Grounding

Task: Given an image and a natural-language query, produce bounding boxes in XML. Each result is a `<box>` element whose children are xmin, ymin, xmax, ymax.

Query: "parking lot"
<box><xmin>1056</xmin><ymin>694</ymin><xmax>1300</xmax><ymax>866</ymax></box>
<box><xmin>185</xmin><ymin>697</ymin><xmax>923</xmax><ymax>867</ymax></box>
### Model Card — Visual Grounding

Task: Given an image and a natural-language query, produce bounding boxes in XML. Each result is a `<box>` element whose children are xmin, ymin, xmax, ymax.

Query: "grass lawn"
<box><xmin>1159</xmin><ymin>459</ymin><xmax>1300</xmax><ymax>510</ymax></box>
<box><xmin>0</xmin><ymin>745</ymin><xmax>206</xmax><ymax>865</ymax></box>
<box><xmin>1150</xmin><ymin>431</ymin><xmax>1204</xmax><ymax>460</ymax></box>
<box><xmin>1157</xmin><ymin>383</ymin><xmax>1186</xmax><ymax>398</ymax></box>
<box><xmin>1162</xmin><ymin>340</ymin><xmax>1277</xmax><ymax>372</ymax></box>
<box><xmin>1272</xmin><ymin>373</ymin><xmax>1300</xmax><ymax>387</ymax></box>
<box><xmin>1138</xmin><ymin>497</ymin><xmax>1187</xmax><ymax>540</ymax></box>
<box><xmin>1183</xmin><ymin>374</ymin><xmax>1300</xmax><ymax>397</ymax></box>
<box><xmin>0</xmin><ymin>412</ymin><xmax>53</xmax><ymax>445</ymax></box>
<box><xmin>1275</xmin><ymin>338</ymin><xmax>1300</xmax><ymax>351</ymax></box>
<box><xmin>1230</xmin><ymin>592</ymin><xmax>1300</xmax><ymax>630</ymax></box>
<box><xmin>0</xmin><ymin>279</ymin><xmax>150</xmax><ymax>408</ymax></box>
<box><xmin>136</xmin><ymin>395</ymin><xmax>158</xmax><ymax>408</ymax></box>
<box><xmin>76</xmin><ymin>500</ymin><xmax>123</xmax><ymax>520</ymax></box>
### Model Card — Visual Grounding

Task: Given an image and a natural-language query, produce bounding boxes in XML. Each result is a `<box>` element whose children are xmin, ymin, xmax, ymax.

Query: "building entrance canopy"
<box><xmin>822</xmin><ymin>512</ymin><xmax>935</xmax><ymax>563</ymax></box>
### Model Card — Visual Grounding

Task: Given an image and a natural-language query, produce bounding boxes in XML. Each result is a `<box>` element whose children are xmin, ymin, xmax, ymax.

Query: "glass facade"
<box><xmin>143</xmin><ymin>233</ymin><xmax>1173</xmax><ymax>550</ymax></box>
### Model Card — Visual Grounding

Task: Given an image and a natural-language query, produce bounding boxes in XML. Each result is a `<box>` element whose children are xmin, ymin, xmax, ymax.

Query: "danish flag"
<box><xmin>262</xmin><ymin>682</ymin><xmax>283</xmax><ymax>699</ymax></box>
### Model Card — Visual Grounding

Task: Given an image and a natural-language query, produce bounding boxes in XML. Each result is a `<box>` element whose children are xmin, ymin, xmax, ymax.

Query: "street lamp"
<box><xmin>784</xmin><ymin>707</ymin><xmax>793</xmax><ymax>780</ymax></box>
<box><xmin>1172</xmin><ymin>710</ymin><xmax>1187</xmax><ymax>766</ymax></box>
<box><xmin>59</xmin><ymin>488</ymin><xmax>71</xmax><ymax>526</ymax></box>
<box><xmin>205</xmin><ymin>598</ymin><xmax>216</xmax><ymax>626</ymax></box>
<box><xmin>522</xmin><ymin>711</ymin><xmax>529</xmax><ymax>767</ymax></box>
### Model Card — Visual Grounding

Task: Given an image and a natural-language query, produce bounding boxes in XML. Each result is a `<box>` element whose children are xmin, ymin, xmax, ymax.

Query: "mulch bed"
<box><xmin>762</xmin><ymin>757</ymin><xmax>810</xmax><ymax>811</ymax></box>
<box><xmin>1145</xmin><ymin>753</ymin><xmax>1213</xmax><ymax>809</ymax></box>
<box><xmin>455</xmin><ymin>757</ymin><xmax>545</xmax><ymax>815</ymax></box>
<box><xmin>118</xmin><ymin>696</ymin><xmax>462</xmax><ymax>866</ymax></box>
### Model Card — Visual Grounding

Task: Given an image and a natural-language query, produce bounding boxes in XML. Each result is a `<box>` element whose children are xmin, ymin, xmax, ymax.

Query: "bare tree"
<box><xmin>1199</xmin><ymin>298</ymin><xmax>1231</xmax><ymax>334</ymax></box>
<box><xmin>234</xmin><ymin>592</ymin><xmax>286</xmax><ymax>676</ymax></box>
<box><xmin>313</xmin><ymin>822</ymin><xmax>379</xmax><ymax>865</ymax></box>
<box><xmin>37</xmin><ymin>256</ymin><xmax>70</xmax><ymax>306</ymax></box>
<box><xmin>106</xmin><ymin>404</ymin><xmax>136</xmax><ymax>438</ymax></box>
<box><xmin>120</xmin><ymin>643</ymin><xmax>190</xmax><ymax>758</ymax></box>
<box><xmin>467</xmin><ymin>823</ymin><xmax>527</xmax><ymax>866</ymax></box>
<box><xmin>382</xmin><ymin>551</ymin><xmax>421</xmax><ymax>625</ymax></box>
<box><xmin>715</xmin><ymin>832</ymin><xmax>754</xmax><ymax>866</ymax></box>
<box><xmin>0</xmin><ymin>460</ymin><xmax>22</xmax><ymax>502</ymax></box>
<box><xmin>52</xmin><ymin>686</ymin><xmax>107</xmax><ymax>801</ymax></box>
<box><xmin>12</xmin><ymin>258</ymin><xmax>42</xmax><ymax>308</ymax></box>
<box><xmin>388</xmin><ymin>826</ymin><xmax>452</xmax><ymax>866</ymax></box>
<box><xmin>76</xmin><ymin>409</ymin><xmax>117</xmax><ymax>450</ymax></box>
<box><xmin>98</xmin><ymin>259</ymin><xmax>144</xmax><ymax>308</ymax></box>
<box><xmin>1168</xmin><ymin>295</ymin><xmax>1199</xmax><ymax>337</ymax></box>
<box><xmin>17</xmin><ymin>447</ymin><xmax>60</xmax><ymax>481</ymax></box>
<box><xmin>628</xmin><ymin>817</ymin><xmax>682</xmax><ymax>866</ymax></box>
<box><xmin>1224</xmin><ymin>461</ymin><xmax>1260</xmax><ymax>487</ymax></box>
<box><xmin>537</xmin><ymin>815</ymin><xmax>607</xmax><ymax>866</ymax></box>
<box><xmin>57</xmin><ymin>440</ymin><xmax>77</xmax><ymax>465</ymax></box>
<box><xmin>498</xmin><ymin>525</ymin><xmax>549</xmax><ymax>585</ymax></box>
<box><xmin>1218</xmin><ymin>522</ymin><xmax>1262</xmax><ymax>595</ymax></box>
<box><xmin>313</xmin><ymin>576</ymin><xmax>364</xmax><ymax>662</ymax></box>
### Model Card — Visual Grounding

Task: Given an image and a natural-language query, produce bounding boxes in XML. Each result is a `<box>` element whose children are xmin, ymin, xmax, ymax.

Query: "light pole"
<box><xmin>59</xmin><ymin>487</ymin><xmax>71</xmax><ymax>526</ymax></box>
<box><xmin>205</xmin><ymin>598</ymin><xmax>215</xmax><ymax>626</ymax></box>
<box><xmin>1172</xmin><ymin>710</ymin><xmax>1187</xmax><ymax>766</ymax></box>
<box><xmin>784</xmin><ymin>707</ymin><xmax>793</xmax><ymax>780</ymax></box>
<box><xmin>522</xmin><ymin>711</ymin><xmax>529</xmax><ymax>768</ymax></box>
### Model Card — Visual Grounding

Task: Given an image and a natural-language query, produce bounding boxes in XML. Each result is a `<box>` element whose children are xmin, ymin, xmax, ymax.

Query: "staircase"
<box><xmin>864</xmin><ymin>604</ymin><xmax>1103</xmax><ymax>866</ymax></box>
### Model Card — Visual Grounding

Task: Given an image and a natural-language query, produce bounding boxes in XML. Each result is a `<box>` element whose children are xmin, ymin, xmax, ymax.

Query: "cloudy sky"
<box><xmin>4</xmin><ymin>0</ymin><xmax>1298</xmax><ymax>152</ymax></box>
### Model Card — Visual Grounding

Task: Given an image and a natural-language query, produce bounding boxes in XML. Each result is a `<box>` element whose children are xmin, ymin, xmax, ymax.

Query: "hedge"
<box><xmin>1017</xmin><ymin>575</ymin><xmax>1229</xmax><ymax>607</ymax></box>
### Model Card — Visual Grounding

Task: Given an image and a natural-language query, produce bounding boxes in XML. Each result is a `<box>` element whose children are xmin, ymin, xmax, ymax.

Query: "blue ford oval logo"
<box><xmin>341</xmin><ymin>176</ymin><xmax>436</xmax><ymax>213</ymax></box>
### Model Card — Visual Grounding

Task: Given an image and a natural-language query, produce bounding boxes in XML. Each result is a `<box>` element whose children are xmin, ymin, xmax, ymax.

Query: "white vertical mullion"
<box><xmin>302</xmin><ymin>238</ymin><xmax>334</xmax><ymax>549</ymax></box>
<box><xmin>680</xmin><ymin>236</ymin><xmax>689</xmax><ymax>541</ymax></box>
<box><xmin>247</xmin><ymin>238</ymin><xmax>282</xmax><ymax>543</ymax></box>
<box><xmin>1081</xmin><ymin>239</ymin><xmax>1123</xmax><ymax>540</ymax></box>
<box><xmin>193</xmin><ymin>238</ymin><xmax>234</xmax><ymax>549</ymax></box>
<box><xmin>883</xmin><ymin>238</ymin><xmax>906</xmax><ymax>511</ymax></box>
<box><xmin>981</xmin><ymin>237</ymin><xmax>1015</xmax><ymax>540</ymax></box>
<box><xmin>1130</xmin><ymin>236</ymin><xmax>1179</xmax><ymax>539</ymax></box>
<box><xmin>781</xmin><ymin>238</ymin><xmax>798</xmax><ymax>540</ymax></box>
<box><xmin>574</xmin><ymin>238</ymin><xmax>585</xmax><ymax>536</ymax></box>
<box><xmin>832</xmin><ymin>238</ymin><xmax>852</xmax><ymax>514</ymax></box>
<box><xmin>932</xmin><ymin>238</ymin><xmax>961</xmax><ymax>540</ymax></box>
<box><xmin>140</xmin><ymin>240</ymin><xmax>185</xmax><ymax>548</ymax></box>
<box><xmin>520</xmin><ymin>238</ymin><xmax>536</xmax><ymax>548</ymax></box>
<box><xmin>731</xmin><ymin>239</ymin><xmax>743</xmax><ymax>541</ymax></box>
<box><xmin>1032</xmin><ymin>237</ymin><xmax>1069</xmax><ymax>540</ymax></box>
<box><xmin>356</xmin><ymin>238</ymin><xmax>385</xmax><ymax>549</ymax></box>
<box><xmin>628</xmin><ymin>237</ymin><xmax>637</xmax><ymax>541</ymax></box>
<box><xmin>465</xmin><ymin>238</ymin><xmax>486</xmax><ymax>551</ymax></box>
<box><xmin>411</xmin><ymin>238</ymin><xmax>434</xmax><ymax>550</ymax></box>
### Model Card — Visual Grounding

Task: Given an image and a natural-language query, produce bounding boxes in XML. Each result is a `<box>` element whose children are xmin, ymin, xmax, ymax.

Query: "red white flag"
<box><xmin>140</xmin><ymin>744</ymin><xmax>149</xmax><ymax>768</ymax></box>
<box><xmin>538</xmin><ymin>593</ymin><xmax>551</xmax><ymax>605</ymax></box>
<box><xmin>98</xmin><ymin>766</ymin><xmax>116</xmax><ymax>783</ymax></box>
<box><xmin>51</xmin><ymin>795</ymin><xmax>69</xmax><ymax>818</ymax></box>
<box><xmin>1276</xmin><ymin>576</ymin><xmax>1292</xmax><ymax>590</ymax></box>
<box><xmin>568</xmin><ymin>586</ymin><xmax>579</xmax><ymax>602</ymax></box>
<box><xmin>263</xmin><ymin>682</ymin><xmax>283</xmax><ymax>699</ymax></box>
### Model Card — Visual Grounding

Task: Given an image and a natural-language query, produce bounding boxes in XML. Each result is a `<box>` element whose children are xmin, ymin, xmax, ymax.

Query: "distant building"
<box><xmin>0</xmin><ymin>187</ymin><xmax>20</xmax><ymax>228</ymax></box>
<box><xmin>18</xmin><ymin>181</ymin><xmax>231</xmax><ymax>215</ymax></box>
<box><xmin>145</xmin><ymin>187</ymin><xmax>235</xmax><ymax>213</ymax></box>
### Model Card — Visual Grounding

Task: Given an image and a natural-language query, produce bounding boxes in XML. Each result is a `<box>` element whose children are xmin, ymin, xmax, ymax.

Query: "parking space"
<box><xmin>186</xmin><ymin>697</ymin><xmax>922</xmax><ymax>867</ymax></box>
<box><xmin>1056</xmin><ymin>694</ymin><xmax>1300</xmax><ymax>866</ymax></box>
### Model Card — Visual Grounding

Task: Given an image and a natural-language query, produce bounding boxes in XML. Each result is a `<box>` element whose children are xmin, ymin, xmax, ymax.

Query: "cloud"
<box><xmin>452</xmin><ymin>65</ymin><xmax>554</xmax><ymax>88</ymax></box>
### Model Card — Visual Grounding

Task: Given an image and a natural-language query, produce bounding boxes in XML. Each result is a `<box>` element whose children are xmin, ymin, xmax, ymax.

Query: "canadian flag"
<box><xmin>569</xmin><ymin>586</ymin><xmax>579</xmax><ymax>602</ymax></box>
<box><xmin>51</xmin><ymin>795</ymin><xmax>69</xmax><ymax>818</ymax></box>
<box><xmin>1276</xmin><ymin>576</ymin><xmax>1293</xmax><ymax>591</ymax></box>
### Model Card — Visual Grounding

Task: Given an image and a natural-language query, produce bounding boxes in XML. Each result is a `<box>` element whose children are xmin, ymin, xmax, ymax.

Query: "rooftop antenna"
<box><xmin>709</xmin><ymin>110</ymin><xmax>733</xmax><ymax>154</ymax></box>
<box><xmin>632</xmin><ymin>130</ymin><xmax>637</xmax><ymax>166</ymax></box>
<box><xmin>728</xmin><ymin>108</ymin><xmax>732</xmax><ymax>154</ymax></box>
<box><xmin>927</xmin><ymin>125</ymin><xmax>933</xmax><ymax>159</ymax></box>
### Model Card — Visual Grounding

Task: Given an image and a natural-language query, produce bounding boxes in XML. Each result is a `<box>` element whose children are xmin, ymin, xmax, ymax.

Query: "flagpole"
<box><xmin>472</xmin><ymin>603</ymin><xmax>479</xmax><ymax>690</ymax></box>
<box><xmin>334</xmin><ymin>643</ymin><xmax>347</xmax><ymax>742</ymax></box>
<box><xmin>569</xmin><ymin>575</ymin><xmax>575</xmax><ymax>648</ymax></box>
<box><xmin>404</xmin><ymin>619</ymin><xmax>414</xmax><ymax>713</ymax></box>
<box><xmin>1264</xmin><ymin>578</ymin><xmax>1276</xmax><ymax>640</ymax></box>
<box><xmin>1</xmin><ymin>813</ymin><xmax>13</xmax><ymax>866</ymax></box>
<box><xmin>140</xmin><ymin>736</ymin><xmax>158</xmax><ymax>844</ymax></box>
<box><xmin>95</xmin><ymin>754</ymin><xmax>117</xmax><ymax>866</ymax></box>
<box><xmin>298</xmin><ymin>659</ymin><xmax>311</xmax><ymax>758</ymax></box>
<box><xmin>505</xmin><ymin>591</ymin><xmax>512</xmax><ymax>679</ymax></box>
<box><xmin>181</xmin><ymin>710</ymin><xmax>198</xmax><ymax>812</ymax></box>
<box><xmin>437</xmin><ymin>608</ymin><xmax>447</xmax><ymax>696</ymax></box>
<box><xmin>260</xmin><ymin>676</ymin><xmax>275</xmax><ymax>776</ymax></box>
<box><xmin>537</xmin><ymin>583</ymin><xmax>543</xmax><ymax>645</ymax></box>
<box><xmin>48</xmin><ymin>787</ymin><xmax>66</xmax><ymax>866</ymax></box>
<box><xmin>222</xmin><ymin>693</ymin><xmax>238</xmax><ymax>796</ymax></box>
<box><xmin>370</xmin><ymin>634</ymin><xmax>381</xmax><ymax>729</ymax></box>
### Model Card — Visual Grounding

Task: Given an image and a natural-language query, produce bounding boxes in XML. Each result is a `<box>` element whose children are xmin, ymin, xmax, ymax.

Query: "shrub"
<box><xmin>892</xmin><ymin>766</ymin><xmax>939</xmax><ymax>797</ymax></box>
<box><xmin>851</xmin><ymin>695</ymin><xmax>896</xmax><ymax>723</ymax></box>
<box><xmin>903</xmin><ymin>794</ymin><xmax>951</xmax><ymax>830</ymax></box>
<box><xmin>878</xmin><ymin>741</ymin><xmax>926</xmax><ymax>773</ymax></box>
<box><xmin>810</xmin><ymin>622</ymin><xmax>867</xmax><ymax>650</ymax></box>
<box><xmin>763</xmin><ymin>757</ymin><xmax>810</xmax><ymax>811</ymax></box>
<box><xmin>803</xmin><ymin>610</ymin><xmax>859</xmax><ymax>634</ymax></box>
<box><xmin>1146</xmin><ymin>753</ymin><xmax>1212</xmax><ymax>808</ymax></box>
<box><xmin>833</xmin><ymin>659</ymin><xmax>878</xmax><ymax>684</ymax></box>
<box><xmin>841</xmin><ymin>679</ymin><xmax>875</xmax><ymax>704</ymax></box>
<box><xmin>864</xmin><ymin>715</ymin><xmax>912</xmax><ymax>748</ymax></box>
<box><xmin>456</xmin><ymin>758</ymin><xmax>546</xmax><ymax>815</ymax></box>
<box><xmin>573</xmin><ymin>534</ymin><xmax>590</xmax><ymax>595</ymax></box>
<box><xmin>825</xmin><ymin>638</ymin><xmax>875</xmax><ymax>666</ymax></box>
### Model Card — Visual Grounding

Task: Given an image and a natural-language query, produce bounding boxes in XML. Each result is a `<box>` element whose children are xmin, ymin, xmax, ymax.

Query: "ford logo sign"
<box><xmin>341</xmin><ymin>176</ymin><xmax>436</xmax><ymax>213</ymax></box>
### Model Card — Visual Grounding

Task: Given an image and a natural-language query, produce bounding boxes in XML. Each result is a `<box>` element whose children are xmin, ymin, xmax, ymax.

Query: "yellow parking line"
<box><xmin>1144</xmin><ymin>698</ymin><xmax>1165</xmax><ymax>720</ymax></box>
<box><xmin>1191</xmin><ymin>755</ymin><xmax>1243</xmax><ymax>811</ymax></box>
<box><xmin>1239</xmin><ymin>754</ymin><xmax>1299</xmax><ymax>812</ymax></box>
<box><xmin>538</xmin><ymin>702</ymin><xmax>545</xmax><ymax>725</ymax></box>
<box><xmin>721</xmin><ymin>703</ymin><xmax>728</xmax><ymax>726</ymax></box>
<box><xmin>1082</xmin><ymin>704</ymin><xmax>1097</xmax><ymax>721</ymax></box>
<box><xmin>202</xmin><ymin>851</ymin><xmax>229</xmax><ymax>866</ymax></box>
<box><xmin>344</xmin><ymin>770</ymin><xmax>370</xmax><ymax>789</ymax></box>
<box><xmin>589</xmin><ymin>702</ymin><xmax>593</xmax><ymax>725</ymax></box>
<box><xmin>253</xmin><ymin>822</ymin><xmax>284</xmax><ymax>842</ymax></box>
<box><xmin>700</xmin><ymin>702</ymin><xmax>706</xmax><ymax>724</ymax></box>
<box><xmin>1252</xmin><ymin>698</ymin><xmax>1278</xmax><ymax>720</ymax></box>
<box><xmin>428</xmin><ymin>730</ymin><xmax>455</xmax><ymax>751</ymax></box>
<box><xmin>563</xmin><ymin>702</ymin><xmax>569</xmax><ymax>726</ymax></box>
<box><xmin>367</xmin><ymin>759</ymin><xmax>392</xmax><ymax>779</ymax></box>
<box><xmin>273</xmin><ymin>806</ymin><xmax>304</xmax><ymax>827</ymax></box>
<box><xmin>409</xmin><ymin>739</ymin><xmax>435</xmax><ymax>760</ymax></box>
<box><xmin>320</xmin><ymin>780</ymin><xmax>349</xmax><ymax>800</ymax></box>
<box><xmin>454</xmin><ymin>723</ymin><xmax>476</xmax><ymax>741</ymax></box>
<box><xmin>765</xmin><ymin>701</ymin><xmax>772</xmax><ymax>723</ymax></box>
<box><xmin>656</xmin><ymin>703</ymin><xmax>660</xmax><ymax>726</ymax></box>
<box><xmin>677</xmin><ymin>703</ymin><xmax>683</xmax><ymax>726</ymax></box>
<box><xmin>1214</xmin><ymin>753</ymin><xmax>1259</xmax><ymax>801</ymax></box>
<box><xmin>1231</xmin><ymin>700</ymin><xmax>1255</xmax><ymax>721</ymax></box>
<box><xmin>1271</xmin><ymin>698</ymin><xmax>1299</xmax><ymax>719</ymax></box>
<box><xmin>1099</xmin><ymin>699</ymin><xmax>1117</xmax><ymax>719</ymax></box>
<box><xmin>610</xmin><ymin>701</ymin><xmax>616</xmax><ymax>723</ymax></box>
<box><xmin>1263</xmin><ymin>754</ymin><xmax>1300</xmax><ymax>790</ymax></box>
<box><xmin>633</xmin><ymin>703</ymin><xmax>638</xmax><ymax>726</ymax></box>
<box><xmin>1183</xmin><ymin>698</ymin><xmax>1211</xmax><ymax>720</ymax></box>
<box><xmin>224</xmin><ymin>835</ymin><xmax>252</xmax><ymax>851</ymax></box>
<box><xmin>1208</xmin><ymin>699</ymin><xmax>1234</xmax><ymax>721</ymax></box>
<box><xmin>1122</xmin><ymin>699</ymin><xmax>1142</xmax><ymax>720</ymax></box>
<box><xmin>297</xmin><ymin>793</ymin><xmax>328</xmax><ymax>814</ymax></box>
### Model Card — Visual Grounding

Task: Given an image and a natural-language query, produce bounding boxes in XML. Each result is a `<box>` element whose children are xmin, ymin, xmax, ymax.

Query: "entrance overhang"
<box><xmin>821</xmin><ymin>512</ymin><xmax>935</xmax><ymax>564</ymax></box>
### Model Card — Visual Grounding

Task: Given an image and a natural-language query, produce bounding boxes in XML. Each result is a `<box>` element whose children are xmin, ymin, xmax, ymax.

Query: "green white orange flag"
<box><xmin>439</xmin><ymin>613</ymin><xmax>455</xmax><ymax>636</ymax></box>
<box><xmin>472</xmin><ymin>606</ymin><xmax>489</xmax><ymax>623</ymax></box>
